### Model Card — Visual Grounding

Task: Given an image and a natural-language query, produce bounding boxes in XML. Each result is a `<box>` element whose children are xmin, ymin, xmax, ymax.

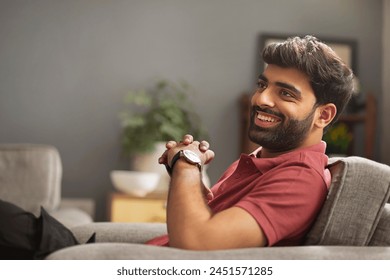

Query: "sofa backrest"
<box><xmin>0</xmin><ymin>144</ymin><xmax>62</xmax><ymax>216</ymax></box>
<box><xmin>305</xmin><ymin>156</ymin><xmax>390</xmax><ymax>246</ymax></box>
<box><xmin>369</xmin><ymin>203</ymin><xmax>390</xmax><ymax>246</ymax></box>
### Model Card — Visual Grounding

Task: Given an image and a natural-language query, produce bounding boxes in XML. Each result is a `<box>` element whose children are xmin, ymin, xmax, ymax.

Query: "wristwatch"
<box><xmin>166</xmin><ymin>150</ymin><xmax>202</xmax><ymax>175</ymax></box>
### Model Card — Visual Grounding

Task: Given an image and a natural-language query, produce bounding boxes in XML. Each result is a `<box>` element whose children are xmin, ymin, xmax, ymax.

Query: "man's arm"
<box><xmin>163</xmin><ymin>137</ymin><xmax>267</xmax><ymax>250</ymax></box>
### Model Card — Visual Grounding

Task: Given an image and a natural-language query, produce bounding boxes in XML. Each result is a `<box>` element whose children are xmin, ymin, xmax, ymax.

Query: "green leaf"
<box><xmin>119</xmin><ymin>79</ymin><xmax>209</xmax><ymax>155</ymax></box>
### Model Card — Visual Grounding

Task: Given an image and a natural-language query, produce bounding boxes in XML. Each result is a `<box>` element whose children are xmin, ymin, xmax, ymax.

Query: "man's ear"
<box><xmin>315</xmin><ymin>103</ymin><xmax>337</xmax><ymax>128</ymax></box>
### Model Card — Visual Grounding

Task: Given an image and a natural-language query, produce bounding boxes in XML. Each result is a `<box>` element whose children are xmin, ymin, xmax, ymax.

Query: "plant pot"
<box><xmin>131</xmin><ymin>142</ymin><xmax>211</xmax><ymax>193</ymax></box>
<box><xmin>131</xmin><ymin>142</ymin><xmax>169</xmax><ymax>194</ymax></box>
<box><xmin>131</xmin><ymin>142</ymin><xmax>166</xmax><ymax>173</ymax></box>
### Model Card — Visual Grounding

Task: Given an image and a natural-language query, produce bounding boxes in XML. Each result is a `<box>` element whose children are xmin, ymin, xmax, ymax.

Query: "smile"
<box><xmin>256</xmin><ymin>111</ymin><xmax>282</xmax><ymax>123</ymax></box>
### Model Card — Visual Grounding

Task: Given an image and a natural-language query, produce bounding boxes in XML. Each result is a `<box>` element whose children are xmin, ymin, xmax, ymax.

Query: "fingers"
<box><xmin>158</xmin><ymin>149</ymin><xmax>169</xmax><ymax>164</ymax></box>
<box><xmin>181</xmin><ymin>135</ymin><xmax>209</xmax><ymax>151</ymax></box>
<box><xmin>182</xmin><ymin>134</ymin><xmax>193</xmax><ymax>145</ymax></box>
<box><xmin>158</xmin><ymin>141</ymin><xmax>177</xmax><ymax>164</ymax></box>
<box><xmin>159</xmin><ymin>137</ymin><xmax>193</xmax><ymax>165</ymax></box>
<box><xmin>166</xmin><ymin>140</ymin><xmax>177</xmax><ymax>149</ymax></box>
<box><xmin>203</xmin><ymin>149</ymin><xmax>215</xmax><ymax>164</ymax></box>
<box><xmin>158</xmin><ymin>135</ymin><xmax>213</xmax><ymax>165</ymax></box>
<box><xmin>199</xmin><ymin>140</ymin><xmax>210</xmax><ymax>152</ymax></box>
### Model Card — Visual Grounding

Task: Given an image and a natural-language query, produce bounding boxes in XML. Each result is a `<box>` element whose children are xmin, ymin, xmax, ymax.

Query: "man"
<box><xmin>147</xmin><ymin>35</ymin><xmax>354</xmax><ymax>249</ymax></box>
<box><xmin>0</xmin><ymin>35</ymin><xmax>353</xmax><ymax>258</ymax></box>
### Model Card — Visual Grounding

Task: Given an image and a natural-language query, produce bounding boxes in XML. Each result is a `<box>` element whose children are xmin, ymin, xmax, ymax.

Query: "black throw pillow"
<box><xmin>0</xmin><ymin>199</ymin><xmax>95</xmax><ymax>260</ymax></box>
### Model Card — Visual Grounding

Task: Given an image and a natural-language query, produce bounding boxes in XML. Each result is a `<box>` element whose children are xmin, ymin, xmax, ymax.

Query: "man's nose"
<box><xmin>251</xmin><ymin>88</ymin><xmax>275</xmax><ymax>108</ymax></box>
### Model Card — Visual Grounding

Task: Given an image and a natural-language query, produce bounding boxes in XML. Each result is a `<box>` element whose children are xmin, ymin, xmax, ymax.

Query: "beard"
<box><xmin>248</xmin><ymin>106</ymin><xmax>316</xmax><ymax>153</ymax></box>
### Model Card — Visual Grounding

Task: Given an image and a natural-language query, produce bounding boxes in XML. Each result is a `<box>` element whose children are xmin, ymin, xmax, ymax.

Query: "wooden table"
<box><xmin>108</xmin><ymin>192</ymin><xmax>167</xmax><ymax>223</ymax></box>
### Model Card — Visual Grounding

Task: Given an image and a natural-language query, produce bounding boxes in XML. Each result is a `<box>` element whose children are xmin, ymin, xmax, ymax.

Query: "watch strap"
<box><xmin>165</xmin><ymin>150</ymin><xmax>182</xmax><ymax>176</ymax></box>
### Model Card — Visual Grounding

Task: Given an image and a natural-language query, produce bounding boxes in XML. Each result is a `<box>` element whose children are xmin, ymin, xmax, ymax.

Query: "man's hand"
<box><xmin>158</xmin><ymin>134</ymin><xmax>215</xmax><ymax>200</ymax></box>
<box><xmin>158</xmin><ymin>134</ymin><xmax>214</xmax><ymax>166</ymax></box>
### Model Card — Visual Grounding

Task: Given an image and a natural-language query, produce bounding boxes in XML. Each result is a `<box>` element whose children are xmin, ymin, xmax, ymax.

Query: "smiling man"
<box><xmin>249</xmin><ymin>65</ymin><xmax>332</xmax><ymax>158</ymax></box>
<box><xmin>149</xmin><ymin>35</ymin><xmax>354</xmax><ymax>249</ymax></box>
<box><xmin>0</xmin><ymin>35</ymin><xmax>355</xmax><ymax>259</ymax></box>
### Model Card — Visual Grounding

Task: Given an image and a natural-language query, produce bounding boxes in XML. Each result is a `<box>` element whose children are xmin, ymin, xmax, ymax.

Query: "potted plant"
<box><xmin>120</xmin><ymin>79</ymin><xmax>208</xmax><ymax>156</ymax></box>
<box><xmin>119</xmin><ymin>79</ymin><xmax>209</xmax><ymax>189</ymax></box>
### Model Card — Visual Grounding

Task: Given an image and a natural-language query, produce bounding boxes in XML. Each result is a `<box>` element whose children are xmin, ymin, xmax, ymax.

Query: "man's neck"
<box><xmin>258</xmin><ymin>148</ymin><xmax>292</xmax><ymax>158</ymax></box>
<box><xmin>258</xmin><ymin>141</ymin><xmax>322</xmax><ymax>158</ymax></box>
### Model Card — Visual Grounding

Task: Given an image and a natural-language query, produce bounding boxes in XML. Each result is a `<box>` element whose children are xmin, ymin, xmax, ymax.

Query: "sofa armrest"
<box><xmin>50</xmin><ymin>207</ymin><xmax>93</xmax><ymax>229</ymax></box>
<box><xmin>70</xmin><ymin>222</ymin><xmax>167</xmax><ymax>244</ymax></box>
<box><xmin>59</xmin><ymin>197</ymin><xmax>95</xmax><ymax>219</ymax></box>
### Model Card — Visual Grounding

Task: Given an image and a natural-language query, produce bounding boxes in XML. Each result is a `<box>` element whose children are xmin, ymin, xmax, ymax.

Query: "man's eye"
<box><xmin>280</xmin><ymin>90</ymin><xmax>293</xmax><ymax>98</ymax></box>
<box><xmin>257</xmin><ymin>81</ymin><xmax>267</xmax><ymax>89</ymax></box>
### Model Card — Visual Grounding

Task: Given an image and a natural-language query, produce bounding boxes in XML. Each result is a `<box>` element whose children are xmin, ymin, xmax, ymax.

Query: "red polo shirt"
<box><xmin>146</xmin><ymin>142</ymin><xmax>330</xmax><ymax>247</ymax></box>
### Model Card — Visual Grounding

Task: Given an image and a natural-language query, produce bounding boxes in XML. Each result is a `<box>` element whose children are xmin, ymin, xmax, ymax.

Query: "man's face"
<box><xmin>249</xmin><ymin>64</ymin><xmax>318</xmax><ymax>153</ymax></box>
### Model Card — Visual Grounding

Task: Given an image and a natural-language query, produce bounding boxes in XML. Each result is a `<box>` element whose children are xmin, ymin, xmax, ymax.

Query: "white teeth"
<box><xmin>257</xmin><ymin>113</ymin><xmax>279</xmax><ymax>123</ymax></box>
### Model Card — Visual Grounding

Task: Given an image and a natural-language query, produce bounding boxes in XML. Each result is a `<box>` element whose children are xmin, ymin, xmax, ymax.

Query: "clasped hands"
<box><xmin>158</xmin><ymin>134</ymin><xmax>215</xmax><ymax>200</ymax></box>
<box><xmin>158</xmin><ymin>134</ymin><xmax>215</xmax><ymax>168</ymax></box>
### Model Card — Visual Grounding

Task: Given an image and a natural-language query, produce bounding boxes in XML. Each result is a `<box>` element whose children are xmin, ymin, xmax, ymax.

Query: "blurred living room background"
<box><xmin>1</xmin><ymin>0</ymin><xmax>389</xmax><ymax>222</ymax></box>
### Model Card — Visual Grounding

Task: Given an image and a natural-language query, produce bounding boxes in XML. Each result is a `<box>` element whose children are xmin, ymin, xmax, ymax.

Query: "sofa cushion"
<box><xmin>46</xmin><ymin>243</ymin><xmax>390</xmax><ymax>260</ymax></box>
<box><xmin>305</xmin><ymin>157</ymin><xmax>390</xmax><ymax>246</ymax></box>
<box><xmin>70</xmin><ymin>222</ymin><xmax>167</xmax><ymax>244</ymax></box>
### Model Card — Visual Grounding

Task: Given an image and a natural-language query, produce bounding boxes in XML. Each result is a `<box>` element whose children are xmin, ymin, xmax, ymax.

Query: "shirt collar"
<box><xmin>246</xmin><ymin>141</ymin><xmax>327</xmax><ymax>173</ymax></box>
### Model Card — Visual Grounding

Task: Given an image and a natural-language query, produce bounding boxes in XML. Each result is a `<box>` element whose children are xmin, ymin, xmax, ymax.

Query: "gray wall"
<box><xmin>382</xmin><ymin>0</ymin><xmax>390</xmax><ymax>165</ymax></box>
<box><xmin>0</xmin><ymin>0</ymin><xmax>384</xmax><ymax>221</ymax></box>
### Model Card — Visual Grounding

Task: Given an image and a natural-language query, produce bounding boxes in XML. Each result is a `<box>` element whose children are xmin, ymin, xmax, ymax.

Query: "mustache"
<box><xmin>251</xmin><ymin>106</ymin><xmax>284</xmax><ymax>120</ymax></box>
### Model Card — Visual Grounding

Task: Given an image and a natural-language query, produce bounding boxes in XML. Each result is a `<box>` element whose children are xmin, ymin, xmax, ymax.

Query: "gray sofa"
<box><xmin>0</xmin><ymin>144</ymin><xmax>94</xmax><ymax>228</ymax></box>
<box><xmin>47</xmin><ymin>156</ymin><xmax>390</xmax><ymax>259</ymax></box>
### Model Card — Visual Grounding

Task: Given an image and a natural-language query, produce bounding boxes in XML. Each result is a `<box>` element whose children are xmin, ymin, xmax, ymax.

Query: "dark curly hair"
<box><xmin>262</xmin><ymin>35</ymin><xmax>354</xmax><ymax>127</ymax></box>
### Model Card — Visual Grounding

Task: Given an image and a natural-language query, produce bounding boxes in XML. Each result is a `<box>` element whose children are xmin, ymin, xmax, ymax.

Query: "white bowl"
<box><xmin>110</xmin><ymin>170</ymin><xmax>160</xmax><ymax>197</ymax></box>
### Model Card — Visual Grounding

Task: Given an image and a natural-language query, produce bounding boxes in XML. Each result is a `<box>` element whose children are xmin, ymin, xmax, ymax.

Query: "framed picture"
<box><xmin>259</xmin><ymin>33</ymin><xmax>358</xmax><ymax>75</ymax></box>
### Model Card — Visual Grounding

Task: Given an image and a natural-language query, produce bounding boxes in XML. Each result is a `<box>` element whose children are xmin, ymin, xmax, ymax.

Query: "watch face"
<box><xmin>182</xmin><ymin>150</ymin><xmax>201</xmax><ymax>164</ymax></box>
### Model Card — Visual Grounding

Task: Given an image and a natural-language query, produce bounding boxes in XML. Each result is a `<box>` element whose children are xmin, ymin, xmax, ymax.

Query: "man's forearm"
<box><xmin>166</xmin><ymin>160</ymin><xmax>213</xmax><ymax>249</ymax></box>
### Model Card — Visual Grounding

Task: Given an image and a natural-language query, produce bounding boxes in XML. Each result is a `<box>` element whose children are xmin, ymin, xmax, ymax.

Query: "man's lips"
<box><xmin>252</xmin><ymin>110</ymin><xmax>282</xmax><ymax>128</ymax></box>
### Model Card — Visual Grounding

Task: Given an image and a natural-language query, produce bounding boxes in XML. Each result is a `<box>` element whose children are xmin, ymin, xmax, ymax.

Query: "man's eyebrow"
<box><xmin>275</xmin><ymin>81</ymin><xmax>302</xmax><ymax>97</ymax></box>
<box><xmin>258</xmin><ymin>74</ymin><xmax>302</xmax><ymax>97</ymax></box>
<box><xmin>258</xmin><ymin>74</ymin><xmax>268</xmax><ymax>82</ymax></box>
